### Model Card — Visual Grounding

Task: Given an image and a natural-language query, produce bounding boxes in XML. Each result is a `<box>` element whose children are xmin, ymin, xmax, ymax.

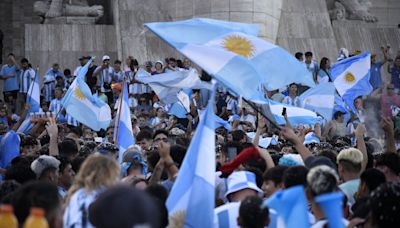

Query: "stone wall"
<box><xmin>276</xmin><ymin>0</ymin><xmax>338</xmax><ymax>61</ymax></box>
<box><xmin>25</xmin><ymin>24</ymin><xmax>117</xmax><ymax>77</ymax></box>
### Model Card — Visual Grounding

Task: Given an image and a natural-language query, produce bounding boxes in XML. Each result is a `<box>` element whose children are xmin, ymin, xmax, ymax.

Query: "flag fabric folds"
<box><xmin>114</xmin><ymin>81</ymin><xmax>135</xmax><ymax>163</ymax></box>
<box><xmin>269</xmin><ymin>100</ymin><xmax>321</xmax><ymax>126</ymax></box>
<box><xmin>166</xmin><ymin>87</ymin><xmax>216</xmax><ymax>228</ymax></box>
<box><xmin>299</xmin><ymin>82</ymin><xmax>336</xmax><ymax>121</ymax></box>
<box><xmin>26</xmin><ymin>69</ymin><xmax>40</xmax><ymax>113</ymax></box>
<box><xmin>61</xmin><ymin>58</ymin><xmax>111</xmax><ymax>131</ymax></box>
<box><xmin>315</xmin><ymin>192</ymin><xmax>345</xmax><ymax>228</ymax></box>
<box><xmin>145</xmin><ymin>18</ymin><xmax>315</xmax><ymax>102</ymax></box>
<box><xmin>0</xmin><ymin>130</ymin><xmax>20</xmax><ymax>168</ymax></box>
<box><xmin>136</xmin><ymin>68</ymin><xmax>212</xmax><ymax>104</ymax></box>
<box><xmin>264</xmin><ymin>186</ymin><xmax>310</xmax><ymax>228</ymax></box>
<box><xmin>330</xmin><ymin>52</ymin><xmax>373</xmax><ymax>112</ymax></box>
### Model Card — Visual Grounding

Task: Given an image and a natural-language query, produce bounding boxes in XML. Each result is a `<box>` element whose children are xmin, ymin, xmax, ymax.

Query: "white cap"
<box><xmin>225</xmin><ymin>171</ymin><xmax>263</xmax><ymax>199</ymax></box>
<box><xmin>102</xmin><ymin>55</ymin><xmax>110</xmax><ymax>61</ymax></box>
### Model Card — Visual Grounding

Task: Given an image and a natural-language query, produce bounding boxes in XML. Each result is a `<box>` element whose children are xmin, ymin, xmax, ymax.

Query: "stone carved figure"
<box><xmin>34</xmin><ymin>0</ymin><xmax>104</xmax><ymax>22</ymax></box>
<box><xmin>327</xmin><ymin>0</ymin><xmax>377</xmax><ymax>22</ymax></box>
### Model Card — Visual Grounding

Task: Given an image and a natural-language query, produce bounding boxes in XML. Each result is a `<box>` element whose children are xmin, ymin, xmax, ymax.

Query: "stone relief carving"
<box><xmin>33</xmin><ymin>0</ymin><xmax>104</xmax><ymax>23</ymax></box>
<box><xmin>327</xmin><ymin>0</ymin><xmax>377</xmax><ymax>22</ymax></box>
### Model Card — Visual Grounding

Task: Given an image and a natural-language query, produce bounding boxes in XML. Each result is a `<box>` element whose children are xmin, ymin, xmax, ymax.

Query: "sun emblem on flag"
<box><xmin>74</xmin><ymin>87</ymin><xmax>86</xmax><ymax>100</ymax></box>
<box><xmin>222</xmin><ymin>35</ymin><xmax>255</xmax><ymax>58</ymax></box>
<box><xmin>169</xmin><ymin>210</ymin><xmax>186</xmax><ymax>228</ymax></box>
<box><xmin>345</xmin><ymin>72</ymin><xmax>356</xmax><ymax>83</ymax></box>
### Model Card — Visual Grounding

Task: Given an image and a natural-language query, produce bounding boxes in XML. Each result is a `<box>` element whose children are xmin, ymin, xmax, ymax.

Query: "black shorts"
<box><xmin>3</xmin><ymin>90</ymin><xmax>18</xmax><ymax>102</ymax></box>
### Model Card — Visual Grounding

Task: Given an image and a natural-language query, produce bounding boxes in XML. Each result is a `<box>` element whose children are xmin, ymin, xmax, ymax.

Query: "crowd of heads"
<box><xmin>0</xmin><ymin>46</ymin><xmax>399</xmax><ymax>228</ymax></box>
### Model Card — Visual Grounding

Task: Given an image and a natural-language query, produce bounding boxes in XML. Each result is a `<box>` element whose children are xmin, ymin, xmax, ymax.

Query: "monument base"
<box><xmin>44</xmin><ymin>16</ymin><xmax>97</xmax><ymax>25</ymax></box>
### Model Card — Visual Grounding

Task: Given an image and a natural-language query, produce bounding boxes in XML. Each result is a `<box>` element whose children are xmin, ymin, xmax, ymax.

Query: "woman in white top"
<box><xmin>63</xmin><ymin>154</ymin><xmax>120</xmax><ymax>228</ymax></box>
<box><xmin>282</xmin><ymin>83</ymin><xmax>302</xmax><ymax>107</ymax></box>
<box><xmin>317</xmin><ymin>57</ymin><xmax>331</xmax><ymax>84</ymax></box>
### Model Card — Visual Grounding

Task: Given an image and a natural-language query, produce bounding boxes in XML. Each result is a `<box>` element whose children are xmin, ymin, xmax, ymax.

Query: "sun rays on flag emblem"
<box><xmin>74</xmin><ymin>87</ymin><xmax>86</xmax><ymax>100</ymax></box>
<box><xmin>345</xmin><ymin>72</ymin><xmax>356</xmax><ymax>83</ymax></box>
<box><xmin>221</xmin><ymin>35</ymin><xmax>255</xmax><ymax>58</ymax></box>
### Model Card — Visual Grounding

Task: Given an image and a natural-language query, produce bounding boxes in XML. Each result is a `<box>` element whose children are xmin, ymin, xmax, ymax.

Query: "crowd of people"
<box><xmin>0</xmin><ymin>44</ymin><xmax>399</xmax><ymax>228</ymax></box>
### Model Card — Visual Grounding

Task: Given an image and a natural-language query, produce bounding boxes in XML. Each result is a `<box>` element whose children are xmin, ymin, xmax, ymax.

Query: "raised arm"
<box><xmin>380</xmin><ymin>117</ymin><xmax>396</xmax><ymax>153</ymax></box>
<box><xmin>355</xmin><ymin>124</ymin><xmax>368</xmax><ymax>172</ymax></box>
<box><xmin>280</xmin><ymin>125</ymin><xmax>313</xmax><ymax>162</ymax></box>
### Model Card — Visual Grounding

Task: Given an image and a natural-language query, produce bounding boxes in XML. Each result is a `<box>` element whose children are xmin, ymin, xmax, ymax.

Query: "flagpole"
<box><xmin>242</xmin><ymin>98</ymin><xmax>281</xmax><ymax>129</ymax></box>
<box><xmin>114</xmin><ymin>79</ymin><xmax>125</xmax><ymax>145</ymax></box>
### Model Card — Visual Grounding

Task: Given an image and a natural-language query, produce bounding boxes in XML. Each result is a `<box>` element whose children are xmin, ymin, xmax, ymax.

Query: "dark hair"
<box><xmin>20</xmin><ymin>58</ymin><xmax>29</xmax><ymax>64</ymax></box>
<box><xmin>4</xmin><ymin>159</ymin><xmax>36</xmax><ymax>184</ymax></box>
<box><xmin>145</xmin><ymin>184</ymin><xmax>169</xmax><ymax>228</ymax></box>
<box><xmin>238</xmin><ymin>196</ymin><xmax>269</xmax><ymax>228</ymax></box>
<box><xmin>305</xmin><ymin>51</ymin><xmax>313</xmax><ymax>57</ymax></box>
<box><xmin>375</xmin><ymin>153</ymin><xmax>400</xmax><ymax>175</ymax></box>
<box><xmin>58</xmin><ymin>139</ymin><xmax>79</xmax><ymax>159</ymax></box>
<box><xmin>114</xmin><ymin>60</ymin><xmax>122</xmax><ymax>64</ymax></box>
<box><xmin>0</xmin><ymin>180</ymin><xmax>21</xmax><ymax>203</ymax></box>
<box><xmin>89</xmin><ymin>185</ymin><xmax>160</xmax><ymax>228</ymax></box>
<box><xmin>333</xmin><ymin>111</ymin><xmax>344</xmax><ymax>120</ymax></box>
<box><xmin>21</xmin><ymin>135</ymin><xmax>38</xmax><ymax>146</ymax></box>
<box><xmin>263</xmin><ymin>165</ymin><xmax>289</xmax><ymax>185</ymax></box>
<box><xmin>64</xmin><ymin>69</ymin><xmax>71</xmax><ymax>75</ymax></box>
<box><xmin>170</xmin><ymin>145</ymin><xmax>187</xmax><ymax>168</ymax></box>
<box><xmin>153</xmin><ymin>129</ymin><xmax>169</xmax><ymax>140</ymax></box>
<box><xmin>11</xmin><ymin>181</ymin><xmax>61</xmax><ymax>225</ymax></box>
<box><xmin>295</xmin><ymin>52</ymin><xmax>303</xmax><ymax>60</ymax></box>
<box><xmin>136</xmin><ymin>130</ymin><xmax>153</xmax><ymax>142</ymax></box>
<box><xmin>360</xmin><ymin>168</ymin><xmax>386</xmax><ymax>192</ymax></box>
<box><xmin>231</xmin><ymin>130</ymin><xmax>246</xmax><ymax>142</ymax></box>
<box><xmin>283</xmin><ymin>166</ymin><xmax>309</xmax><ymax>188</ymax></box>
<box><xmin>369</xmin><ymin>183</ymin><xmax>400</xmax><ymax>228</ymax></box>
<box><xmin>319</xmin><ymin>57</ymin><xmax>330</xmax><ymax>70</ymax></box>
<box><xmin>58</xmin><ymin>157</ymin><xmax>72</xmax><ymax>174</ymax></box>
<box><xmin>289</xmin><ymin>83</ymin><xmax>297</xmax><ymax>88</ymax></box>
<box><xmin>169</xmin><ymin>57</ymin><xmax>176</xmax><ymax>62</ymax></box>
<box><xmin>7</xmin><ymin>53</ymin><xmax>15</xmax><ymax>57</ymax></box>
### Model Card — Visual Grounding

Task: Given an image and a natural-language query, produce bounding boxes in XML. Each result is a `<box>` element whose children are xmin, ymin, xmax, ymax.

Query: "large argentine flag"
<box><xmin>114</xmin><ymin>81</ymin><xmax>134</xmax><ymax>163</ymax></box>
<box><xmin>136</xmin><ymin>68</ymin><xmax>212</xmax><ymax>104</ymax></box>
<box><xmin>299</xmin><ymin>82</ymin><xmax>336</xmax><ymax>121</ymax></box>
<box><xmin>166</xmin><ymin>87</ymin><xmax>216</xmax><ymax>227</ymax></box>
<box><xmin>270</xmin><ymin>100</ymin><xmax>321</xmax><ymax>126</ymax></box>
<box><xmin>145</xmin><ymin>18</ymin><xmax>315</xmax><ymax>102</ymax></box>
<box><xmin>26</xmin><ymin>69</ymin><xmax>40</xmax><ymax>113</ymax></box>
<box><xmin>330</xmin><ymin>52</ymin><xmax>372</xmax><ymax>112</ymax></box>
<box><xmin>62</xmin><ymin>58</ymin><xmax>111</xmax><ymax>131</ymax></box>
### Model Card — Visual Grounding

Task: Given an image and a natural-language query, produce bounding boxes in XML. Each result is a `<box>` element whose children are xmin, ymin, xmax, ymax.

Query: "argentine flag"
<box><xmin>330</xmin><ymin>52</ymin><xmax>372</xmax><ymax>112</ymax></box>
<box><xmin>145</xmin><ymin>18</ymin><xmax>315</xmax><ymax>102</ymax></box>
<box><xmin>136</xmin><ymin>68</ymin><xmax>212</xmax><ymax>104</ymax></box>
<box><xmin>26</xmin><ymin>69</ymin><xmax>40</xmax><ymax>113</ymax></box>
<box><xmin>62</xmin><ymin>58</ymin><xmax>111</xmax><ymax>131</ymax></box>
<box><xmin>269</xmin><ymin>100</ymin><xmax>321</xmax><ymax>126</ymax></box>
<box><xmin>114</xmin><ymin>81</ymin><xmax>134</xmax><ymax>163</ymax></box>
<box><xmin>166</xmin><ymin>87</ymin><xmax>216</xmax><ymax>227</ymax></box>
<box><xmin>299</xmin><ymin>82</ymin><xmax>336</xmax><ymax>121</ymax></box>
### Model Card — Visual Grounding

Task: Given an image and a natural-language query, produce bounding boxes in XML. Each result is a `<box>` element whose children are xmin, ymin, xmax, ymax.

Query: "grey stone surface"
<box><xmin>25</xmin><ymin>24</ymin><xmax>117</xmax><ymax>79</ymax></box>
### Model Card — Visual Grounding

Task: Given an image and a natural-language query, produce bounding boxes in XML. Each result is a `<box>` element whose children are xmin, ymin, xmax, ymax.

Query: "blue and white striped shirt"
<box><xmin>95</xmin><ymin>66</ymin><xmax>113</xmax><ymax>92</ymax></box>
<box><xmin>19</xmin><ymin>68</ymin><xmax>36</xmax><ymax>93</ymax></box>
<box><xmin>49</xmin><ymin>98</ymin><xmax>63</xmax><ymax>115</ymax></box>
<box><xmin>43</xmin><ymin>74</ymin><xmax>56</xmax><ymax>102</ymax></box>
<box><xmin>111</xmin><ymin>69</ymin><xmax>124</xmax><ymax>83</ymax></box>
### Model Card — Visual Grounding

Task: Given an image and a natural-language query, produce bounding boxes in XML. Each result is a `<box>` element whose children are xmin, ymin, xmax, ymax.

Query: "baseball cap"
<box><xmin>102</xmin><ymin>55</ymin><xmax>111</xmax><ymax>61</ymax></box>
<box><xmin>225</xmin><ymin>171</ymin><xmax>263</xmax><ymax>199</ymax></box>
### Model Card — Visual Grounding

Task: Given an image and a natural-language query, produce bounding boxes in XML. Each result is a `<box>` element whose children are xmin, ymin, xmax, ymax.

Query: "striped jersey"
<box><xmin>43</xmin><ymin>74</ymin><xmax>56</xmax><ymax>102</ymax></box>
<box><xmin>49</xmin><ymin>98</ymin><xmax>63</xmax><ymax>115</ymax></box>
<box><xmin>19</xmin><ymin>68</ymin><xmax>36</xmax><ymax>93</ymax></box>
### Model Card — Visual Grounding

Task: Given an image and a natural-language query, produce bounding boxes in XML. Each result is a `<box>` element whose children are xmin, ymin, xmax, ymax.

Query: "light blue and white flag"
<box><xmin>136</xmin><ymin>68</ymin><xmax>212</xmax><ymax>104</ymax></box>
<box><xmin>114</xmin><ymin>81</ymin><xmax>134</xmax><ymax>163</ymax></box>
<box><xmin>61</xmin><ymin>58</ymin><xmax>111</xmax><ymax>131</ymax></box>
<box><xmin>265</xmin><ymin>186</ymin><xmax>310</xmax><ymax>228</ymax></box>
<box><xmin>299</xmin><ymin>82</ymin><xmax>336</xmax><ymax>121</ymax></box>
<box><xmin>166</xmin><ymin>87</ymin><xmax>216</xmax><ymax>228</ymax></box>
<box><xmin>0</xmin><ymin>130</ymin><xmax>20</xmax><ymax>169</ymax></box>
<box><xmin>168</xmin><ymin>102</ymin><xmax>188</xmax><ymax>119</ymax></box>
<box><xmin>315</xmin><ymin>192</ymin><xmax>345</xmax><ymax>228</ymax></box>
<box><xmin>215</xmin><ymin>114</ymin><xmax>232</xmax><ymax>131</ymax></box>
<box><xmin>330</xmin><ymin>52</ymin><xmax>372</xmax><ymax>112</ymax></box>
<box><xmin>145</xmin><ymin>18</ymin><xmax>315</xmax><ymax>102</ymax></box>
<box><xmin>26</xmin><ymin>69</ymin><xmax>40</xmax><ymax>113</ymax></box>
<box><xmin>270</xmin><ymin>100</ymin><xmax>321</xmax><ymax>126</ymax></box>
<box><xmin>246</xmin><ymin>132</ymin><xmax>278</xmax><ymax>148</ymax></box>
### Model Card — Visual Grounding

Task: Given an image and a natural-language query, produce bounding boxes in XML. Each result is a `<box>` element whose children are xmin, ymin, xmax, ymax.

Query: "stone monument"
<box><xmin>33</xmin><ymin>0</ymin><xmax>104</xmax><ymax>24</ymax></box>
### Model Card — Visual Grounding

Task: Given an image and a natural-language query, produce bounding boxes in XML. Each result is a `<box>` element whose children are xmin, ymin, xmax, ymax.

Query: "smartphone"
<box><xmin>282</xmin><ymin>107</ymin><xmax>287</xmax><ymax>116</ymax></box>
<box><xmin>227</xmin><ymin>147</ymin><xmax>238</xmax><ymax>161</ymax></box>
